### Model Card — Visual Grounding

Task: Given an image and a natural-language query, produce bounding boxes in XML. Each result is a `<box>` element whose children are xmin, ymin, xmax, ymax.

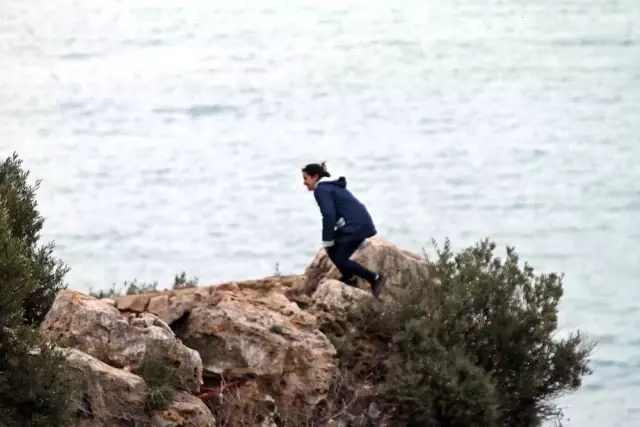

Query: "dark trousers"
<box><xmin>326</xmin><ymin>239</ymin><xmax>377</xmax><ymax>284</ymax></box>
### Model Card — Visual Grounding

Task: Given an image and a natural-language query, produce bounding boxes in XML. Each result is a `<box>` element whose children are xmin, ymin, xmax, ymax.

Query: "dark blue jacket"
<box><xmin>313</xmin><ymin>176</ymin><xmax>377</xmax><ymax>245</ymax></box>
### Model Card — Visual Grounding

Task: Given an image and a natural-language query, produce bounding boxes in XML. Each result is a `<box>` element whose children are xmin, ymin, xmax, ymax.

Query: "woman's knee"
<box><xmin>332</xmin><ymin>255</ymin><xmax>350</xmax><ymax>272</ymax></box>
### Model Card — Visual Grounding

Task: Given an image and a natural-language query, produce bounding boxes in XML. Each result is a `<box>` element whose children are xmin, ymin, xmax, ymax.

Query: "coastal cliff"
<box><xmin>39</xmin><ymin>236</ymin><xmax>432</xmax><ymax>426</ymax></box>
<box><xmin>1</xmin><ymin>152</ymin><xmax>595</xmax><ymax>427</ymax></box>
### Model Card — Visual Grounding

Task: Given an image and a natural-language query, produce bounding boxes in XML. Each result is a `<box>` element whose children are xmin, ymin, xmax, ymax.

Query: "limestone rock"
<box><xmin>67</xmin><ymin>347</ymin><xmax>149</xmax><ymax>427</ymax></box>
<box><xmin>116</xmin><ymin>293</ymin><xmax>152</xmax><ymax>312</ymax></box>
<box><xmin>134</xmin><ymin>287</ymin><xmax>208</xmax><ymax>326</ymax></box>
<box><xmin>147</xmin><ymin>293</ymin><xmax>192</xmax><ymax>326</ymax></box>
<box><xmin>303</xmin><ymin>235</ymin><xmax>434</xmax><ymax>296</ymax></box>
<box><xmin>174</xmin><ymin>285</ymin><xmax>337</xmax><ymax>414</ymax></box>
<box><xmin>148</xmin><ymin>295</ymin><xmax>170</xmax><ymax>316</ymax></box>
<box><xmin>152</xmin><ymin>391</ymin><xmax>216</xmax><ymax>427</ymax></box>
<box><xmin>312</xmin><ymin>279</ymin><xmax>376</xmax><ymax>314</ymax></box>
<box><xmin>40</xmin><ymin>290</ymin><xmax>203</xmax><ymax>393</ymax></box>
<box><xmin>66</xmin><ymin>348</ymin><xmax>215</xmax><ymax>427</ymax></box>
<box><xmin>309</xmin><ymin>279</ymin><xmax>376</xmax><ymax>335</ymax></box>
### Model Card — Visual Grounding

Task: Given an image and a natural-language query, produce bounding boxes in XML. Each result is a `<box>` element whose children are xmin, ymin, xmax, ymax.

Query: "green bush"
<box><xmin>0</xmin><ymin>153</ymin><xmax>69</xmax><ymax>326</ymax></box>
<box><xmin>0</xmin><ymin>327</ymin><xmax>78</xmax><ymax>427</ymax></box>
<box><xmin>173</xmin><ymin>271</ymin><xmax>198</xmax><ymax>289</ymax></box>
<box><xmin>383</xmin><ymin>329</ymin><xmax>499</xmax><ymax>427</ymax></box>
<box><xmin>348</xmin><ymin>238</ymin><xmax>595</xmax><ymax>427</ymax></box>
<box><xmin>133</xmin><ymin>342</ymin><xmax>178</xmax><ymax>411</ymax></box>
<box><xmin>88</xmin><ymin>271</ymin><xmax>198</xmax><ymax>298</ymax></box>
<box><xmin>0</xmin><ymin>153</ymin><xmax>78</xmax><ymax>426</ymax></box>
<box><xmin>88</xmin><ymin>279</ymin><xmax>158</xmax><ymax>298</ymax></box>
<box><xmin>87</xmin><ymin>282</ymin><xmax>123</xmax><ymax>299</ymax></box>
<box><xmin>125</xmin><ymin>278</ymin><xmax>159</xmax><ymax>295</ymax></box>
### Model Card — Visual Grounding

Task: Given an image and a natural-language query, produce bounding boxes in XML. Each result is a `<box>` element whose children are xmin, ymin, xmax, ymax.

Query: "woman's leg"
<box><xmin>326</xmin><ymin>245</ymin><xmax>355</xmax><ymax>285</ymax></box>
<box><xmin>329</xmin><ymin>240</ymin><xmax>377</xmax><ymax>284</ymax></box>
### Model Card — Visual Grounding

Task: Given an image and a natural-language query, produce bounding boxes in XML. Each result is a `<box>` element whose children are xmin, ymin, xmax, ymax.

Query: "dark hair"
<box><xmin>301</xmin><ymin>161</ymin><xmax>331</xmax><ymax>178</ymax></box>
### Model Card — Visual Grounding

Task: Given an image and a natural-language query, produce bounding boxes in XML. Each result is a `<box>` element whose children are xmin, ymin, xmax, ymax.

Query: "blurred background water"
<box><xmin>1</xmin><ymin>0</ymin><xmax>639</xmax><ymax>424</ymax></box>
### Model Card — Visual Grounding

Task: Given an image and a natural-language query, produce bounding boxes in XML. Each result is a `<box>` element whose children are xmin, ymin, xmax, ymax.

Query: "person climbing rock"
<box><xmin>302</xmin><ymin>161</ymin><xmax>385</xmax><ymax>297</ymax></box>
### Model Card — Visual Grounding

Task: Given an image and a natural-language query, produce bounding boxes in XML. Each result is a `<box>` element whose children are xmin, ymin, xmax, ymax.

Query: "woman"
<box><xmin>302</xmin><ymin>162</ymin><xmax>385</xmax><ymax>297</ymax></box>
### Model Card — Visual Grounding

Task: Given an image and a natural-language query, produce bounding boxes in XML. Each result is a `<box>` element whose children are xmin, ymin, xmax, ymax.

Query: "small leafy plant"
<box><xmin>269</xmin><ymin>325</ymin><xmax>284</xmax><ymax>335</ymax></box>
<box><xmin>133</xmin><ymin>342</ymin><xmax>178</xmax><ymax>411</ymax></box>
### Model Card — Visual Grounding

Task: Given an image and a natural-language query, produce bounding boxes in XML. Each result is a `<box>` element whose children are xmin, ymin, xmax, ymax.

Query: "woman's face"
<box><xmin>302</xmin><ymin>171</ymin><xmax>319</xmax><ymax>191</ymax></box>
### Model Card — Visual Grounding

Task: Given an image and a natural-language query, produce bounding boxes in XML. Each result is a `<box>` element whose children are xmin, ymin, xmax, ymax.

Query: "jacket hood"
<box><xmin>317</xmin><ymin>175</ymin><xmax>347</xmax><ymax>188</ymax></box>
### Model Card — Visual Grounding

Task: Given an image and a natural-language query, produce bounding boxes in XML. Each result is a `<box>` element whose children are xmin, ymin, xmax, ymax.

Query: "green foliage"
<box><xmin>87</xmin><ymin>282</ymin><xmax>122</xmax><ymax>299</ymax></box>
<box><xmin>347</xmin><ymin>238</ymin><xmax>594</xmax><ymax>427</ymax></box>
<box><xmin>172</xmin><ymin>271</ymin><xmax>198</xmax><ymax>289</ymax></box>
<box><xmin>88</xmin><ymin>271</ymin><xmax>198</xmax><ymax>298</ymax></box>
<box><xmin>0</xmin><ymin>153</ymin><xmax>78</xmax><ymax>426</ymax></box>
<box><xmin>426</xmin><ymin>238</ymin><xmax>594</xmax><ymax>426</ymax></box>
<box><xmin>0</xmin><ymin>327</ymin><xmax>78</xmax><ymax>427</ymax></box>
<box><xmin>382</xmin><ymin>331</ymin><xmax>499</xmax><ymax>427</ymax></box>
<box><xmin>0</xmin><ymin>152</ymin><xmax>69</xmax><ymax>326</ymax></box>
<box><xmin>269</xmin><ymin>324</ymin><xmax>284</xmax><ymax>335</ymax></box>
<box><xmin>133</xmin><ymin>342</ymin><xmax>178</xmax><ymax>411</ymax></box>
<box><xmin>125</xmin><ymin>278</ymin><xmax>159</xmax><ymax>295</ymax></box>
<box><xmin>88</xmin><ymin>279</ymin><xmax>157</xmax><ymax>298</ymax></box>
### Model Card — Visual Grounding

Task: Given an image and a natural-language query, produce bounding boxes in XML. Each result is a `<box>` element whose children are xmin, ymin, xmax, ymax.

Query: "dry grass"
<box><xmin>201</xmin><ymin>365</ymin><xmax>379</xmax><ymax>427</ymax></box>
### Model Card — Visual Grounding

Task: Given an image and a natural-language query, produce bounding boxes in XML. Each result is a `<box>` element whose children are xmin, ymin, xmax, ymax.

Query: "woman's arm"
<box><xmin>313</xmin><ymin>186</ymin><xmax>336</xmax><ymax>247</ymax></box>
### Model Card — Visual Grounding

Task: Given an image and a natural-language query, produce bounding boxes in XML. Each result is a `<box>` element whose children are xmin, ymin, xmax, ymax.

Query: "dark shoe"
<box><xmin>340</xmin><ymin>275</ymin><xmax>358</xmax><ymax>287</ymax></box>
<box><xmin>371</xmin><ymin>273</ymin><xmax>385</xmax><ymax>298</ymax></box>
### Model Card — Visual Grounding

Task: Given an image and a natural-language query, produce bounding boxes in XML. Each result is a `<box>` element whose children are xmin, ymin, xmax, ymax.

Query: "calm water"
<box><xmin>1</xmin><ymin>0</ymin><xmax>639</xmax><ymax>424</ymax></box>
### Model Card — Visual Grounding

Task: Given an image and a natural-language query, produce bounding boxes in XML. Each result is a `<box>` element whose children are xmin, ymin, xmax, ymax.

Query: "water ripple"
<box><xmin>1</xmin><ymin>0</ymin><xmax>639</xmax><ymax>425</ymax></box>
<box><xmin>152</xmin><ymin>104</ymin><xmax>238</xmax><ymax>118</ymax></box>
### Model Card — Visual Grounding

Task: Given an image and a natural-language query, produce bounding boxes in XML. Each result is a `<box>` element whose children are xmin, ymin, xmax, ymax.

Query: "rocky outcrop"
<box><xmin>303</xmin><ymin>236</ymin><xmax>434</xmax><ymax>296</ymax></box>
<box><xmin>40</xmin><ymin>290</ymin><xmax>203</xmax><ymax>394</ymax></box>
<box><xmin>66</xmin><ymin>348</ymin><xmax>215</xmax><ymax>427</ymax></box>
<box><xmin>309</xmin><ymin>279</ymin><xmax>376</xmax><ymax>337</ymax></box>
<box><xmin>107</xmin><ymin>278</ymin><xmax>338</xmax><ymax>419</ymax></box>
<box><xmin>67</xmin><ymin>347</ymin><xmax>149</xmax><ymax>427</ymax></box>
<box><xmin>312</xmin><ymin>279</ymin><xmax>376</xmax><ymax>314</ymax></box>
<box><xmin>151</xmin><ymin>391</ymin><xmax>217</xmax><ymax>427</ymax></box>
<box><xmin>38</xmin><ymin>236</ymin><xmax>427</xmax><ymax>426</ymax></box>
